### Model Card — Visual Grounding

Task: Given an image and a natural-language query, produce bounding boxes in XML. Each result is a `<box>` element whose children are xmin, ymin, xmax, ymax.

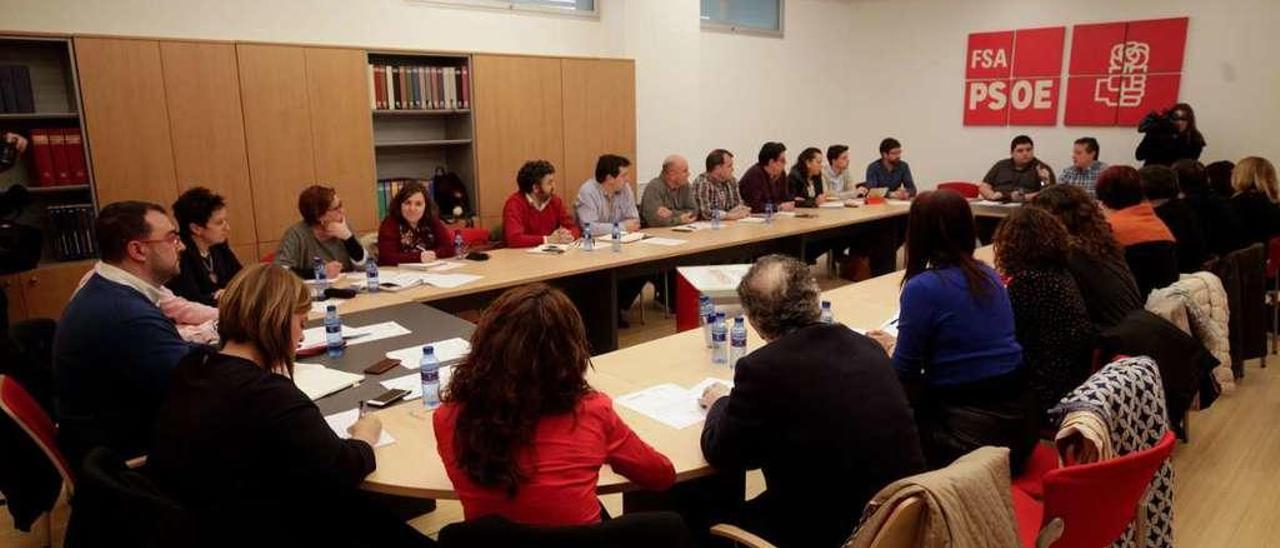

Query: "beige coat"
<box><xmin>1146</xmin><ymin>272</ymin><xmax>1234</xmax><ymax>394</ymax></box>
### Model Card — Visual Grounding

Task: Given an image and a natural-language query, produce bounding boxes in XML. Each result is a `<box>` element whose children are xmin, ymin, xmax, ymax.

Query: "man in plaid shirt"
<box><xmin>1059</xmin><ymin>137</ymin><xmax>1107</xmax><ymax>197</ymax></box>
<box><xmin>693</xmin><ymin>148</ymin><xmax>752</xmax><ymax>221</ymax></box>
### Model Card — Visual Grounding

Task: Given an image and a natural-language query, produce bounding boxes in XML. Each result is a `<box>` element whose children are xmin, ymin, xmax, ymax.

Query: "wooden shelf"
<box><xmin>373</xmin><ymin>109</ymin><xmax>470</xmax><ymax>117</ymax></box>
<box><xmin>375</xmin><ymin>139</ymin><xmax>472</xmax><ymax>149</ymax></box>
<box><xmin>0</xmin><ymin>112</ymin><xmax>79</xmax><ymax>121</ymax></box>
<box><xmin>26</xmin><ymin>184</ymin><xmax>91</xmax><ymax>194</ymax></box>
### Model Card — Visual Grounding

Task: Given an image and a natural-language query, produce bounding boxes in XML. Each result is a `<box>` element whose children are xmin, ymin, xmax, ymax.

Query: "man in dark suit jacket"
<box><xmin>699</xmin><ymin>254</ymin><xmax>926</xmax><ymax>547</ymax></box>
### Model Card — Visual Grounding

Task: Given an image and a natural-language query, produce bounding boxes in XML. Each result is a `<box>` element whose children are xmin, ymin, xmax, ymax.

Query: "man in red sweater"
<box><xmin>503</xmin><ymin>160</ymin><xmax>581</xmax><ymax>248</ymax></box>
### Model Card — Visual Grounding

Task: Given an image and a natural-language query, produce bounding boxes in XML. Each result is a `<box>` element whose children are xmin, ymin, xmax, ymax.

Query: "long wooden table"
<box><xmin>357</xmin><ymin>246</ymin><xmax>995</xmax><ymax>500</ymax></box>
<box><xmin>316</xmin><ymin>202</ymin><xmax>911</xmax><ymax>353</ymax></box>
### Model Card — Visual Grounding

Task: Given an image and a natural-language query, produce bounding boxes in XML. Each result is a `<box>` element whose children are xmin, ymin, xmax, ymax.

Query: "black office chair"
<box><xmin>64</xmin><ymin>447</ymin><xmax>193</xmax><ymax>548</ymax></box>
<box><xmin>438</xmin><ymin>511</ymin><xmax>696</xmax><ymax>548</ymax></box>
<box><xmin>1124</xmin><ymin>241</ymin><xmax>1180</xmax><ymax>298</ymax></box>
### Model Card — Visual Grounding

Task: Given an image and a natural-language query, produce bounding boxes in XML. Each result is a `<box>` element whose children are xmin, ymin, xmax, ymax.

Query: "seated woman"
<box><xmin>867</xmin><ymin>189</ymin><xmax>1038</xmax><ymax>473</ymax></box>
<box><xmin>1229</xmin><ymin>156</ymin><xmax>1280</xmax><ymax>247</ymax></box>
<box><xmin>149</xmin><ymin>264</ymin><xmax>430</xmax><ymax>547</ymax></box>
<box><xmin>993</xmin><ymin>207</ymin><xmax>1096</xmax><ymax>419</ymax></box>
<box><xmin>435</xmin><ymin>283</ymin><xmax>675</xmax><ymax>525</ymax></box>
<box><xmin>377</xmin><ymin>180</ymin><xmax>454</xmax><ymax>265</ymax></box>
<box><xmin>1031</xmin><ymin>185</ymin><xmax>1143</xmax><ymax>332</ymax></box>
<box><xmin>274</xmin><ymin>185</ymin><xmax>369</xmax><ymax>279</ymax></box>
<box><xmin>503</xmin><ymin>160</ymin><xmax>580</xmax><ymax>248</ymax></box>
<box><xmin>1140</xmin><ymin>164</ymin><xmax>1209</xmax><ymax>272</ymax></box>
<box><xmin>166</xmin><ymin>187</ymin><xmax>242</xmax><ymax>306</ymax></box>
<box><xmin>1096</xmin><ymin>165</ymin><xmax>1179</xmax><ymax>297</ymax></box>
<box><xmin>787</xmin><ymin>147</ymin><xmax>827</xmax><ymax>208</ymax></box>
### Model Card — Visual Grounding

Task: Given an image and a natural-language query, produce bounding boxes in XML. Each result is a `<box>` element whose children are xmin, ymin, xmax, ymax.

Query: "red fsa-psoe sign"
<box><xmin>964</xmin><ymin>27</ymin><xmax>1065</xmax><ymax>126</ymax></box>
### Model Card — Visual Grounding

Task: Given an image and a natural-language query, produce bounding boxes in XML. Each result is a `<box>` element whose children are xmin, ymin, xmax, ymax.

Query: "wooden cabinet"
<box><xmin>561</xmin><ymin>59</ymin><xmax>637</xmax><ymax>194</ymax></box>
<box><xmin>74</xmin><ymin>37</ymin><xmax>179</xmax><ymax>208</ymax></box>
<box><xmin>2</xmin><ymin>274</ymin><xmax>28</xmax><ymax>323</ymax></box>
<box><xmin>473</xmin><ymin>55</ymin><xmax>566</xmax><ymax>229</ymax></box>
<box><xmin>304</xmin><ymin>47</ymin><xmax>377</xmax><ymax>234</ymax></box>
<box><xmin>159</xmin><ymin>41</ymin><xmax>258</xmax><ymax>247</ymax></box>
<box><xmin>237</xmin><ymin>44</ymin><xmax>317</xmax><ymax>244</ymax></box>
<box><xmin>12</xmin><ymin>261</ymin><xmax>94</xmax><ymax>321</ymax></box>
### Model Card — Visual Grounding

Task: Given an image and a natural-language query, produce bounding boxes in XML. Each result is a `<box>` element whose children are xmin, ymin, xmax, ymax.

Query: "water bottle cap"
<box><xmin>423</xmin><ymin>345</ymin><xmax>434</xmax><ymax>354</ymax></box>
<box><xmin>715</xmin><ymin>311</ymin><xmax>726</xmax><ymax>318</ymax></box>
<box><xmin>734</xmin><ymin>316</ymin><xmax>744</xmax><ymax>323</ymax></box>
<box><xmin>326</xmin><ymin>304</ymin><xmax>337</xmax><ymax>312</ymax></box>
<box><xmin>822</xmin><ymin>300</ymin><xmax>831</xmax><ymax>307</ymax></box>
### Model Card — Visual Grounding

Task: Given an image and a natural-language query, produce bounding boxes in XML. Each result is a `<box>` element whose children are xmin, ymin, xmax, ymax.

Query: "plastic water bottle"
<box><xmin>312</xmin><ymin>256</ymin><xmax>328</xmax><ymax>292</ymax></box>
<box><xmin>711</xmin><ymin>209</ymin><xmax>722</xmax><ymax>230</ymax></box>
<box><xmin>324</xmin><ymin>305</ymin><xmax>343</xmax><ymax>357</ymax></box>
<box><xmin>420</xmin><ymin>346</ymin><xmax>441</xmax><ymax>409</ymax></box>
<box><xmin>820</xmin><ymin>300</ymin><xmax>833</xmax><ymax>324</ymax></box>
<box><xmin>453</xmin><ymin>230</ymin><xmax>465</xmax><ymax>258</ymax></box>
<box><xmin>365</xmin><ymin>260</ymin><xmax>380</xmax><ymax>293</ymax></box>
<box><xmin>729</xmin><ymin>316</ymin><xmax>747</xmax><ymax>368</ymax></box>
<box><xmin>764</xmin><ymin>202</ymin><xmax>775</xmax><ymax>224</ymax></box>
<box><xmin>611</xmin><ymin>222</ymin><xmax>622</xmax><ymax>253</ymax></box>
<box><xmin>711</xmin><ymin>312</ymin><xmax>728</xmax><ymax>364</ymax></box>
<box><xmin>582</xmin><ymin>227</ymin><xmax>595</xmax><ymax>252</ymax></box>
<box><xmin>699</xmin><ymin>295</ymin><xmax>714</xmax><ymax>347</ymax></box>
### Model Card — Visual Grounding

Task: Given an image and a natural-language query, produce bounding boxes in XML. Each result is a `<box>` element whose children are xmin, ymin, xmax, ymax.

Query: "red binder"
<box><xmin>28</xmin><ymin>128</ymin><xmax>55</xmax><ymax>186</ymax></box>
<box><xmin>63</xmin><ymin>128</ymin><xmax>88</xmax><ymax>185</ymax></box>
<box><xmin>47</xmin><ymin>128</ymin><xmax>70</xmax><ymax>185</ymax></box>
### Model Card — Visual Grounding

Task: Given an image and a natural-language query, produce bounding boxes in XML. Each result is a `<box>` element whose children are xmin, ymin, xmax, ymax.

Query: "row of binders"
<box><xmin>48</xmin><ymin>204</ymin><xmax>97</xmax><ymax>261</ymax></box>
<box><xmin>368</xmin><ymin>64</ymin><xmax>471</xmax><ymax>111</ymax></box>
<box><xmin>29</xmin><ymin>128</ymin><xmax>89</xmax><ymax>186</ymax></box>
<box><xmin>0</xmin><ymin>65</ymin><xmax>35</xmax><ymax>113</ymax></box>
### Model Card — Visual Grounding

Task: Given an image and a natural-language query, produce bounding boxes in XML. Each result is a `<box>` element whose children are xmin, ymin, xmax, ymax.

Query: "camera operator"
<box><xmin>1136</xmin><ymin>102</ymin><xmax>1206</xmax><ymax>167</ymax></box>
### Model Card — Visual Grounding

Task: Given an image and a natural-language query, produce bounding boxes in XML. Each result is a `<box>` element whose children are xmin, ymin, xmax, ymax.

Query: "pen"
<box><xmin>359</xmin><ymin>400</ymin><xmax>368</xmax><ymax>417</ymax></box>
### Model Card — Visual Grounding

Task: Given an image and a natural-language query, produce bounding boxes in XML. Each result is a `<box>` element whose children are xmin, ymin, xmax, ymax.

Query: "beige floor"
<box><xmin>5</xmin><ymin>269</ymin><xmax>1279</xmax><ymax>546</ymax></box>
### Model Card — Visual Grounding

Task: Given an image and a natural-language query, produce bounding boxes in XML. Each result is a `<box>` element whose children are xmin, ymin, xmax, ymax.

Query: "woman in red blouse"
<box><xmin>376</xmin><ymin>181</ymin><xmax>454</xmax><ymax>265</ymax></box>
<box><xmin>434</xmin><ymin>283</ymin><xmax>675</xmax><ymax>525</ymax></box>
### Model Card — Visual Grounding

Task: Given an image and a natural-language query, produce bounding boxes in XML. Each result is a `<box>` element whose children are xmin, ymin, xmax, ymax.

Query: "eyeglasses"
<box><xmin>136</xmin><ymin>232</ymin><xmax>182</xmax><ymax>246</ymax></box>
<box><xmin>327</xmin><ymin>201</ymin><xmax>345</xmax><ymax>213</ymax></box>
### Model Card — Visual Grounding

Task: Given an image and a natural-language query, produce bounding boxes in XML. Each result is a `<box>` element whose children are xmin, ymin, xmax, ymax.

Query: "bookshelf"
<box><xmin>367</xmin><ymin>51</ymin><xmax>475</xmax><ymax>224</ymax></box>
<box><xmin>0</xmin><ymin>35</ymin><xmax>97</xmax><ymax>265</ymax></box>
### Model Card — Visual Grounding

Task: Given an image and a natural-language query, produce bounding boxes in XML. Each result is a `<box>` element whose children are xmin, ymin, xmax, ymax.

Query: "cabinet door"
<box><xmin>237</xmin><ymin>44</ymin><xmax>317</xmax><ymax>244</ymax></box>
<box><xmin>561</xmin><ymin>59</ymin><xmax>636</xmax><ymax>195</ymax></box>
<box><xmin>20</xmin><ymin>261</ymin><xmax>94</xmax><ymax>321</ymax></box>
<box><xmin>472</xmin><ymin>55</ymin><xmax>565</xmax><ymax>229</ymax></box>
<box><xmin>74</xmin><ymin>37</ymin><xmax>178</xmax><ymax>208</ymax></box>
<box><xmin>160</xmin><ymin>41</ymin><xmax>258</xmax><ymax>249</ymax></box>
<box><xmin>2</xmin><ymin>274</ymin><xmax>28</xmax><ymax>323</ymax></box>
<box><xmin>304</xmin><ymin>47</ymin><xmax>377</xmax><ymax>234</ymax></box>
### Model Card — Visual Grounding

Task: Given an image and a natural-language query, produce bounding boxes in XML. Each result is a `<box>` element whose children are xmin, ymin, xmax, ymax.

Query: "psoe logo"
<box><xmin>1094</xmin><ymin>41</ymin><xmax>1150</xmax><ymax>108</ymax></box>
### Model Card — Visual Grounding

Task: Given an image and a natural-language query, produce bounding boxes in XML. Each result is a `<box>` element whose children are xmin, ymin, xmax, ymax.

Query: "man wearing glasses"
<box><xmin>54</xmin><ymin>200</ymin><xmax>195</xmax><ymax>469</ymax></box>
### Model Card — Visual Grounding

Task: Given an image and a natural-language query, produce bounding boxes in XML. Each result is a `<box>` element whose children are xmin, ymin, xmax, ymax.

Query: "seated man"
<box><xmin>575</xmin><ymin>154</ymin><xmax>645</xmax><ymax>325</ymax></box>
<box><xmin>640</xmin><ymin>154</ymin><xmax>698</xmax><ymax>227</ymax></box>
<box><xmin>503</xmin><ymin>159</ymin><xmax>580</xmax><ymax>248</ymax></box>
<box><xmin>980</xmin><ymin>134</ymin><xmax>1056</xmax><ymax>202</ymax></box>
<box><xmin>864</xmin><ymin>137</ymin><xmax>917</xmax><ymax>199</ymax></box>
<box><xmin>1059</xmin><ymin>137</ymin><xmax>1107</xmax><ymax>197</ymax></box>
<box><xmin>823</xmin><ymin>144</ymin><xmax>864</xmax><ymax>199</ymax></box>
<box><xmin>699</xmin><ymin>255</ymin><xmax>926</xmax><ymax>547</ymax></box>
<box><xmin>738</xmin><ymin>142</ymin><xmax>796</xmax><ymax>213</ymax></box>
<box><xmin>54</xmin><ymin>201</ymin><xmax>195</xmax><ymax>466</ymax></box>
<box><xmin>693</xmin><ymin>149</ymin><xmax>751</xmax><ymax>221</ymax></box>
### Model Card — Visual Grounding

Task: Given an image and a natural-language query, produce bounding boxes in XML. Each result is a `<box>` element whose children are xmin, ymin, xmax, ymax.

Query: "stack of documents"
<box><xmin>616</xmin><ymin>378</ymin><xmax>734</xmax><ymax>429</ymax></box>
<box><xmin>293</xmin><ymin>362</ymin><xmax>364</xmax><ymax>400</ymax></box>
<box><xmin>385</xmin><ymin>337</ymin><xmax>472</xmax><ymax>369</ymax></box>
<box><xmin>324</xmin><ymin>409</ymin><xmax>396</xmax><ymax>447</ymax></box>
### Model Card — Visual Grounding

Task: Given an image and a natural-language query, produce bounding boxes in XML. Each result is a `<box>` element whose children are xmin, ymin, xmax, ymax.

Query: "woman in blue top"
<box><xmin>868</xmin><ymin>189</ymin><xmax>1038</xmax><ymax>474</ymax></box>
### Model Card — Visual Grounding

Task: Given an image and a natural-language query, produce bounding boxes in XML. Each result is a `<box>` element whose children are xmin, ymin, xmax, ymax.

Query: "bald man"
<box><xmin>640</xmin><ymin>154</ymin><xmax>699</xmax><ymax>227</ymax></box>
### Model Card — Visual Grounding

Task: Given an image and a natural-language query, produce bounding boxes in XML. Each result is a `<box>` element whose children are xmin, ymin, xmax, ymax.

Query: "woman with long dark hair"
<box><xmin>434</xmin><ymin>283</ymin><xmax>674</xmax><ymax>525</ymax></box>
<box><xmin>788</xmin><ymin>147</ymin><xmax>827</xmax><ymax>208</ymax></box>
<box><xmin>1031</xmin><ymin>184</ymin><xmax>1143</xmax><ymax>331</ymax></box>
<box><xmin>867</xmin><ymin>189</ymin><xmax>1037</xmax><ymax>473</ymax></box>
<box><xmin>993</xmin><ymin>207</ymin><xmax>1096</xmax><ymax>419</ymax></box>
<box><xmin>1136</xmin><ymin>102</ymin><xmax>1206</xmax><ymax>167</ymax></box>
<box><xmin>376</xmin><ymin>180</ymin><xmax>454</xmax><ymax>265</ymax></box>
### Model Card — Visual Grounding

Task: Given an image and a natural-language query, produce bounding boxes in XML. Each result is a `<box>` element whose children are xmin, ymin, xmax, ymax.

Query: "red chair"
<box><xmin>1266</xmin><ymin>236</ymin><xmax>1280</xmax><ymax>358</ymax></box>
<box><xmin>937</xmin><ymin>181</ymin><xmax>980</xmax><ymax>199</ymax></box>
<box><xmin>1013</xmin><ymin>431</ymin><xmax>1176</xmax><ymax>547</ymax></box>
<box><xmin>0</xmin><ymin>374</ymin><xmax>75</xmax><ymax>544</ymax></box>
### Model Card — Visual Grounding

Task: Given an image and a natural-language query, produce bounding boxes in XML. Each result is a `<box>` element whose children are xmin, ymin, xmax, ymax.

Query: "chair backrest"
<box><xmin>867</xmin><ymin>496</ymin><xmax>924</xmax><ymax>548</ymax></box>
<box><xmin>0</xmin><ymin>374</ymin><xmax>74</xmax><ymax>492</ymax></box>
<box><xmin>937</xmin><ymin>182</ymin><xmax>980</xmax><ymax>198</ymax></box>
<box><xmin>1124</xmin><ymin>241</ymin><xmax>1180</xmax><ymax>298</ymax></box>
<box><xmin>64</xmin><ymin>447</ymin><xmax>192</xmax><ymax>547</ymax></box>
<box><xmin>1040</xmin><ymin>431</ymin><xmax>1176</xmax><ymax>548</ymax></box>
<box><xmin>438</xmin><ymin>511</ymin><xmax>695</xmax><ymax>548</ymax></box>
<box><xmin>1266</xmin><ymin>236</ymin><xmax>1280</xmax><ymax>278</ymax></box>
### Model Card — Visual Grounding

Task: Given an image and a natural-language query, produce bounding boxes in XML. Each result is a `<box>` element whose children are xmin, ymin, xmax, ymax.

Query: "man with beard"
<box><xmin>864</xmin><ymin>137</ymin><xmax>917</xmax><ymax>199</ymax></box>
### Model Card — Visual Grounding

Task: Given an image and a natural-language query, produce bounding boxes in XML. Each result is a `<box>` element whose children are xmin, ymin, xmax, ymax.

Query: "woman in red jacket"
<box><xmin>376</xmin><ymin>181</ymin><xmax>454</xmax><ymax>265</ymax></box>
<box><xmin>435</xmin><ymin>283</ymin><xmax>675</xmax><ymax>525</ymax></box>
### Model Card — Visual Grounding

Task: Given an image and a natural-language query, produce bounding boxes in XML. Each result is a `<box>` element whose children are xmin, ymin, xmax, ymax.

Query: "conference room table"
<box><xmin>312</xmin><ymin>201</ymin><xmax>911</xmax><ymax>354</ymax></box>
<box><xmin>322</xmin><ymin>244</ymin><xmax>995</xmax><ymax>502</ymax></box>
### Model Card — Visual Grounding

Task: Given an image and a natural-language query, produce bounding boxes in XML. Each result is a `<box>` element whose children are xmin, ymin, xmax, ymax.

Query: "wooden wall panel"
<box><xmin>472</xmin><ymin>54</ymin><xmax>565</xmax><ymax>228</ymax></box>
<box><xmin>18</xmin><ymin>261</ymin><xmax>94</xmax><ymax>320</ymax></box>
<box><xmin>159</xmin><ymin>41</ymin><xmax>258</xmax><ymax>247</ymax></box>
<box><xmin>1</xmin><ymin>274</ymin><xmax>28</xmax><ymax>323</ymax></box>
<box><xmin>304</xmin><ymin>47</ymin><xmax>377</xmax><ymax>234</ymax></box>
<box><xmin>237</xmin><ymin>44</ymin><xmax>316</xmax><ymax>243</ymax></box>
<box><xmin>561</xmin><ymin>59</ymin><xmax>637</xmax><ymax>195</ymax></box>
<box><xmin>74</xmin><ymin>37</ymin><xmax>178</xmax><ymax>208</ymax></box>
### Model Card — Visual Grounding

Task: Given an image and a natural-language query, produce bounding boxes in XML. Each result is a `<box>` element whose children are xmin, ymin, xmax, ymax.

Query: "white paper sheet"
<box><xmin>419</xmin><ymin>273</ymin><xmax>483</xmax><ymax>289</ymax></box>
<box><xmin>399</xmin><ymin>260</ymin><xmax>466</xmax><ymax>272</ymax></box>
<box><xmin>639</xmin><ymin>237</ymin><xmax>687</xmax><ymax>247</ymax></box>
<box><xmin>818</xmin><ymin>201</ymin><xmax>847</xmax><ymax>209</ymax></box>
<box><xmin>292</xmin><ymin>362</ymin><xmax>364</xmax><ymax>400</ymax></box>
<box><xmin>300</xmin><ymin>321</ymin><xmax>411</xmax><ymax>350</ymax></box>
<box><xmin>379</xmin><ymin>368</ymin><xmax>455</xmax><ymax>401</ymax></box>
<box><xmin>671</xmin><ymin>221</ymin><xmax>714</xmax><ymax>232</ymax></box>
<box><xmin>736</xmin><ymin>217</ymin><xmax>766</xmax><ymax>224</ymax></box>
<box><xmin>309</xmin><ymin>299</ymin><xmax>342</xmax><ymax>315</ymax></box>
<box><xmin>324</xmin><ymin>408</ymin><xmax>396</xmax><ymax>447</ymax></box>
<box><xmin>880</xmin><ymin>311</ymin><xmax>900</xmax><ymax>337</ymax></box>
<box><xmin>386</xmin><ymin>337</ymin><xmax>472</xmax><ymax>369</ymax></box>
<box><xmin>972</xmin><ymin>199</ymin><xmax>1021</xmax><ymax>208</ymax></box>
<box><xmin>774</xmin><ymin>211</ymin><xmax>797</xmax><ymax>218</ymax></box>
<box><xmin>616</xmin><ymin>378</ymin><xmax>734</xmax><ymax>430</ymax></box>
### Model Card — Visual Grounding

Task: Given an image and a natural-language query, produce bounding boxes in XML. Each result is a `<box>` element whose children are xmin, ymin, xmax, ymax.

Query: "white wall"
<box><xmin>4</xmin><ymin>0</ymin><xmax>1277</xmax><ymax>191</ymax></box>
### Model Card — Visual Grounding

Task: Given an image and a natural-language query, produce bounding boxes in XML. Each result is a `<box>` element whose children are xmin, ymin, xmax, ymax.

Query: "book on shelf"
<box><xmin>0</xmin><ymin>65</ymin><xmax>35</xmax><ymax>113</ymax></box>
<box><xmin>62</xmin><ymin>128</ymin><xmax>88</xmax><ymax>184</ymax></box>
<box><xmin>369</xmin><ymin>62</ymin><xmax>470</xmax><ymax>112</ymax></box>
<box><xmin>29</xmin><ymin>128</ymin><xmax>54</xmax><ymax>186</ymax></box>
<box><xmin>27</xmin><ymin>127</ymin><xmax>88</xmax><ymax>186</ymax></box>
<box><xmin>48</xmin><ymin>204</ymin><xmax>97</xmax><ymax>260</ymax></box>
